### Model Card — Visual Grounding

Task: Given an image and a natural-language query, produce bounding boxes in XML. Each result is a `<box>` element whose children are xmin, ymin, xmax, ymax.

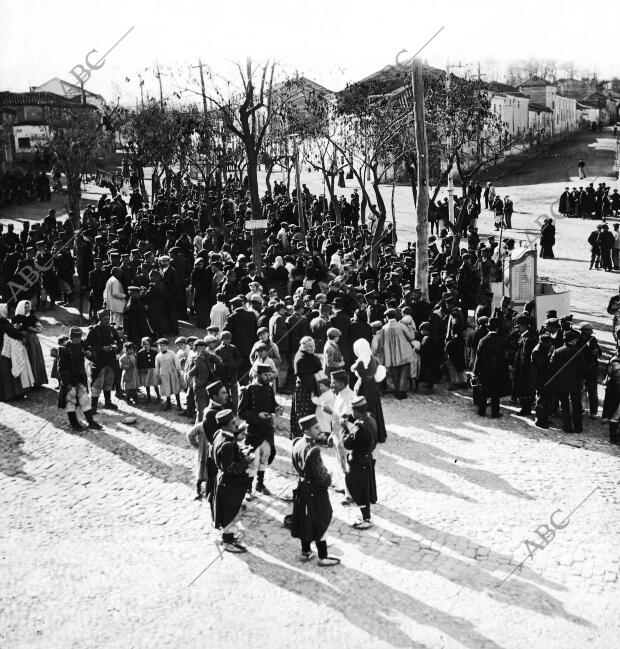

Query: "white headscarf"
<box><xmin>0</xmin><ymin>303</ymin><xmax>8</xmax><ymax>319</ymax></box>
<box><xmin>353</xmin><ymin>338</ymin><xmax>372</xmax><ymax>369</ymax></box>
<box><xmin>15</xmin><ymin>300</ymin><xmax>30</xmax><ymax>317</ymax></box>
<box><xmin>273</xmin><ymin>256</ymin><xmax>284</xmax><ymax>269</ymax></box>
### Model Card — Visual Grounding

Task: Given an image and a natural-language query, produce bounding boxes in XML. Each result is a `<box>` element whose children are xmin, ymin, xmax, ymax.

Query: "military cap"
<box><xmin>207</xmin><ymin>380</ymin><xmax>224</xmax><ymax>396</ymax></box>
<box><xmin>230</xmin><ymin>296</ymin><xmax>244</xmax><ymax>308</ymax></box>
<box><xmin>156</xmin><ymin>338</ymin><xmax>169</xmax><ymax>344</ymax></box>
<box><xmin>331</xmin><ymin>369</ymin><xmax>348</xmax><ymax>382</ymax></box>
<box><xmin>299</xmin><ymin>414</ymin><xmax>318</xmax><ymax>430</ymax></box>
<box><xmin>564</xmin><ymin>329</ymin><xmax>580</xmax><ymax>342</ymax></box>
<box><xmin>255</xmin><ymin>362</ymin><xmax>272</xmax><ymax>374</ymax></box>
<box><xmin>175</xmin><ymin>337</ymin><xmax>187</xmax><ymax>345</ymax></box>
<box><xmin>69</xmin><ymin>326</ymin><xmax>82</xmax><ymax>337</ymax></box>
<box><xmin>186</xmin><ymin>336</ymin><xmax>198</xmax><ymax>343</ymax></box>
<box><xmin>215</xmin><ymin>409</ymin><xmax>235</xmax><ymax>425</ymax></box>
<box><xmin>204</xmin><ymin>335</ymin><xmax>219</xmax><ymax>344</ymax></box>
<box><xmin>578</xmin><ymin>322</ymin><xmax>593</xmax><ymax>331</ymax></box>
<box><xmin>257</xmin><ymin>326</ymin><xmax>269</xmax><ymax>335</ymax></box>
<box><xmin>351</xmin><ymin>395</ymin><xmax>367</xmax><ymax>409</ymax></box>
<box><xmin>516</xmin><ymin>314</ymin><xmax>533</xmax><ymax>325</ymax></box>
<box><xmin>194</xmin><ymin>339</ymin><xmax>208</xmax><ymax>347</ymax></box>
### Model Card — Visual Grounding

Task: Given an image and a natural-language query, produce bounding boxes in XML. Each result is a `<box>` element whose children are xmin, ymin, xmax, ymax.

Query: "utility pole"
<box><xmin>192</xmin><ymin>59</ymin><xmax>211</xmax><ymax>182</ymax></box>
<box><xmin>412</xmin><ymin>58</ymin><xmax>430</xmax><ymax>301</ymax></box>
<box><xmin>293</xmin><ymin>137</ymin><xmax>305</xmax><ymax>235</ymax></box>
<box><xmin>155</xmin><ymin>62</ymin><xmax>164</xmax><ymax>109</ymax></box>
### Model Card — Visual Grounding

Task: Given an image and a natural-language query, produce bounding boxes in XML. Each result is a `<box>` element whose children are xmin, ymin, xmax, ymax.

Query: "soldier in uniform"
<box><xmin>290</xmin><ymin>414</ymin><xmax>340</xmax><ymax>566</ymax></box>
<box><xmin>212</xmin><ymin>409</ymin><xmax>253</xmax><ymax>553</ymax></box>
<box><xmin>85</xmin><ymin>310</ymin><xmax>123</xmax><ymax>412</ymax></box>
<box><xmin>342</xmin><ymin>395</ymin><xmax>378</xmax><ymax>530</ymax></box>
<box><xmin>238</xmin><ymin>362</ymin><xmax>278</xmax><ymax>499</ymax></box>
<box><xmin>57</xmin><ymin>327</ymin><xmax>103</xmax><ymax>431</ymax></box>
<box><xmin>186</xmin><ymin>381</ymin><xmax>229</xmax><ymax>511</ymax></box>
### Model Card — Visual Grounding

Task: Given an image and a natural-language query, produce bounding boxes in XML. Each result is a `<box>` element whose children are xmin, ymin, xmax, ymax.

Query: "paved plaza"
<box><xmin>1</xmin><ymin>128</ymin><xmax>620</xmax><ymax>649</ymax></box>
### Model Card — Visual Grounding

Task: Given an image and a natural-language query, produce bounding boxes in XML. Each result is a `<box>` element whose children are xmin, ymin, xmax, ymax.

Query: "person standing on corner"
<box><xmin>290</xmin><ymin>414</ymin><xmax>340</xmax><ymax>567</ymax></box>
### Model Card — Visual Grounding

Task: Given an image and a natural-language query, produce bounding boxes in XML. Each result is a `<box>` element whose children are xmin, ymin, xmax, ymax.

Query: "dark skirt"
<box><xmin>214</xmin><ymin>477</ymin><xmax>249</xmax><ymax>529</ymax></box>
<box><xmin>357</xmin><ymin>378</ymin><xmax>386</xmax><ymax>443</ymax></box>
<box><xmin>345</xmin><ymin>455</ymin><xmax>377</xmax><ymax>506</ymax></box>
<box><xmin>0</xmin><ymin>356</ymin><xmax>24</xmax><ymax>401</ymax></box>
<box><xmin>24</xmin><ymin>332</ymin><xmax>48</xmax><ymax>386</ymax></box>
<box><xmin>290</xmin><ymin>480</ymin><xmax>332</xmax><ymax>541</ymax></box>
<box><xmin>290</xmin><ymin>385</ymin><xmax>314</xmax><ymax>439</ymax></box>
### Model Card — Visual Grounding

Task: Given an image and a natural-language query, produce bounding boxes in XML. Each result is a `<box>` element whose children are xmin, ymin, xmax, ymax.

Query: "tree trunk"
<box><xmin>245</xmin><ymin>147</ymin><xmax>263</xmax><ymax>272</ymax></box>
<box><xmin>412</xmin><ymin>59</ymin><xmax>430</xmax><ymax>301</ymax></box>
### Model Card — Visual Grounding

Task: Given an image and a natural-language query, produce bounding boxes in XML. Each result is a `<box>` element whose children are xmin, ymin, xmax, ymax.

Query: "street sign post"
<box><xmin>245</xmin><ymin>219</ymin><xmax>268</xmax><ymax>230</ymax></box>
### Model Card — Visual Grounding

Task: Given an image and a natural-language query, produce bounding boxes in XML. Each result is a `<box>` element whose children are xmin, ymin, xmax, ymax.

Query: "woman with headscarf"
<box><xmin>351</xmin><ymin>338</ymin><xmax>387</xmax><ymax>443</ymax></box>
<box><xmin>0</xmin><ymin>303</ymin><xmax>26</xmax><ymax>401</ymax></box>
<box><xmin>13</xmin><ymin>300</ymin><xmax>48</xmax><ymax>387</ymax></box>
<box><xmin>290</xmin><ymin>336</ymin><xmax>322</xmax><ymax>439</ymax></box>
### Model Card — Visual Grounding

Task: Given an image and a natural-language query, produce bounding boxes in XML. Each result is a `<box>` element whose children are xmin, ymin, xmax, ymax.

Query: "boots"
<box><xmin>245</xmin><ymin>478</ymin><xmax>255</xmax><ymax>501</ymax></box>
<box><xmin>85</xmin><ymin>410</ymin><xmax>102</xmax><ymax>430</ymax></box>
<box><xmin>68</xmin><ymin>412</ymin><xmax>85</xmax><ymax>431</ymax></box>
<box><xmin>103</xmin><ymin>391</ymin><xmax>118</xmax><ymax>410</ymax></box>
<box><xmin>91</xmin><ymin>396</ymin><xmax>99</xmax><ymax>414</ymax></box>
<box><xmin>256</xmin><ymin>471</ymin><xmax>271</xmax><ymax>496</ymax></box>
<box><xmin>610</xmin><ymin>422</ymin><xmax>620</xmax><ymax>445</ymax></box>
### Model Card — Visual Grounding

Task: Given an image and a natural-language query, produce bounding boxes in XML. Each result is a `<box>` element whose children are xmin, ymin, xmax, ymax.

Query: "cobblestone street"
<box><xmin>1</xmin><ymin>330</ymin><xmax>619</xmax><ymax>648</ymax></box>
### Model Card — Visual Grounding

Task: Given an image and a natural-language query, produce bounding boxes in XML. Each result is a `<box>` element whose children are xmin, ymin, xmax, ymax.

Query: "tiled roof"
<box><xmin>520</xmin><ymin>76</ymin><xmax>552</xmax><ymax>87</ymax></box>
<box><xmin>0</xmin><ymin>91</ymin><xmax>96</xmax><ymax>110</ymax></box>
<box><xmin>528</xmin><ymin>102</ymin><xmax>552</xmax><ymax>113</ymax></box>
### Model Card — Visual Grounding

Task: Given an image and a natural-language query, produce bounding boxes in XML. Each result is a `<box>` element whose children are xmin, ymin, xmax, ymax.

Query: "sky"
<box><xmin>1</xmin><ymin>0</ymin><xmax>618</xmax><ymax>105</ymax></box>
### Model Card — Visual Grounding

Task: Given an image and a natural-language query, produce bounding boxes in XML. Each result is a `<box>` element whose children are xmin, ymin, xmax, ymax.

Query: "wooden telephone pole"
<box><xmin>412</xmin><ymin>59</ymin><xmax>430</xmax><ymax>301</ymax></box>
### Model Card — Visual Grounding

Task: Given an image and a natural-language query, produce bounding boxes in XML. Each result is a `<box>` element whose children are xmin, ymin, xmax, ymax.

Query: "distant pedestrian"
<box><xmin>578</xmin><ymin>158</ymin><xmax>586</xmax><ymax>179</ymax></box>
<box><xmin>540</xmin><ymin>219</ymin><xmax>556</xmax><ymax>259</ymax></box>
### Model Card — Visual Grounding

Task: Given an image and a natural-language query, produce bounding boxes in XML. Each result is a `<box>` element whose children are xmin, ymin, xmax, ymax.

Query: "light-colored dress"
<box><xmin>120</xmin><ymin>353</ymin><xmax>139</xmax><ymax>391</ymax></box>
<box><xmin>155</xmin><ymin>350</ymin><xmax>182</xmax><ymax>396</ymax></box>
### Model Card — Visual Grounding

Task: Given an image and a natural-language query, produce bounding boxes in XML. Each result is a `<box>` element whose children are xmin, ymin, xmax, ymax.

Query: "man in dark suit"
<box><xmin>473</xmin><ymin>317</ymin><xmax>511</xmax><ymax>418</ymax></box>
<box><xmin>224</xmin><ymin>296</ymin><xmax>257</xmax><ymax>385</ymax></box>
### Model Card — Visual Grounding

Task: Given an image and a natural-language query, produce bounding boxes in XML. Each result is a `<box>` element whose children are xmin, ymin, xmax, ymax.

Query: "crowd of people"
<box><xmin>1</xmin><ymin>170</ymin><xmax>619</xmax><ymax>561</ymax></box>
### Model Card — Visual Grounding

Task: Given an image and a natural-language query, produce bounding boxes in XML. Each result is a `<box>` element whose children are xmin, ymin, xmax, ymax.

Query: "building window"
<box><xmin>17</xmin><ymin>137</ymin><xmax>31</xmax><ymax>149</ymax></box>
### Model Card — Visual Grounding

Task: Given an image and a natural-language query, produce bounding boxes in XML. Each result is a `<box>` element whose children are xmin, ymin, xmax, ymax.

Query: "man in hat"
<box><xmin>531</xmin><ymin>332</ymin><xmax>555</xmax><ymax>429</ymax></box>
<box><xmin>103</xmin><ymin>267</ymin><xmax>127</xmax><ymax>326</ymax></box>
<box><xmin>512</xmin><ymin>313</ymin><xmax>538</xmax><ymax>416</ymax></box>
<box><xmin>472</xmin><ymin>317</ymin><xmax>511</xmax><ymax>418</ymax></box>
<box><xmin>57</xmin><ymin>327</ymin><xmax>103</xmax><ymax>431</ymax></box>
<box><xmin>224</xmin><ymin>296</ymin><xmax>256</xmax><ymax>385</ymax></box>
<box><xmin>342</xmin><ymin>395</ymin><xmax>378</xmax><ymax>530</ymax></box>
<box><xmin>547</xmin><ymin>329</ymin><xmax>586</xmax><ymax>433</ymax></box>
<box><xmin>187</xmin><ymin>380</ymin><xmax>228</xmax><ymax>508</ymax></box>
<box><xmin>290</xmin><ymin>414</ymin><xmax>340</xmax><ymax>566</ymax></box>
<box><xmin>372</xmin><ymin>309</ymin><xmax>416</xmax><ymax>399</ymax></box>
<box><xmin>85</xmin><ymin>310</ymin><xmax>122</xmax><ymax>412</ymax></box>
<box><xmin>212</xmin><ymin>409</ymin><xmax>253</xmax><ymax>553</ymax></box>
<box><xmin>88</xmin><ymin>258</ymin><xmax>107</xmax><ymax>321</ymax></box>
<box><xmin>238</xmin><ymin>362</ymin><xmax>278</xmax><ymax>499</ymax></box>
<box><xmin>578</xmin><ymin>322</ymin><xmax>602</xmax><ymax>419</ymax></box>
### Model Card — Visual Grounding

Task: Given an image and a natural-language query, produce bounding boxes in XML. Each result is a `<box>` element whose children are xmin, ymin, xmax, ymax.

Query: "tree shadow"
<box><xmin>384</xmin><ymin>429</ymin><xmax>534</xmax><ymax>500</ymax></box>
<box><xmin>66</xmin><ymin>428</ymin><xmax>194</xmax><ymax>487</ymax></box>
<box><xmin>376</xmin><ymin>449</ymin><xmax>476</xmax><ymax>502</ymax></box>
<box><xmin>347</xmin><ymin>507</ymin><xmax>591</xmax><ymax>627</ymax></box>
<box><xmin>0</xmin><ymin>426</ymin><xmax>35</xmax><ymax>481</ymax></box>
<box><xmin>239</xmin><ymin>549</ymin><xmax>506</xmax><ymax>649</ymax></box>
<box><xmin>429</xmin><ymin>424</ymin><xmax>475</xmax><ymax>442</ymax></box>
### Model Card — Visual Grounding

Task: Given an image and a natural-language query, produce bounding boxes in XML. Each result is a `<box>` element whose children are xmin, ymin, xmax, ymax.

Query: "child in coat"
<box><xmin>120</xmin><ymin>342</ymin><xmax>140</xmax><ymax>404</ymax></box>
<box><xmin>156</xmin><ymin>338</ymin><xmax>183</xmax><ymax>411</ymax></box>
<box><xmin>137</xmin><ymin>337</ymin><xmax>159</xmax><ymax>402</ymax></box>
